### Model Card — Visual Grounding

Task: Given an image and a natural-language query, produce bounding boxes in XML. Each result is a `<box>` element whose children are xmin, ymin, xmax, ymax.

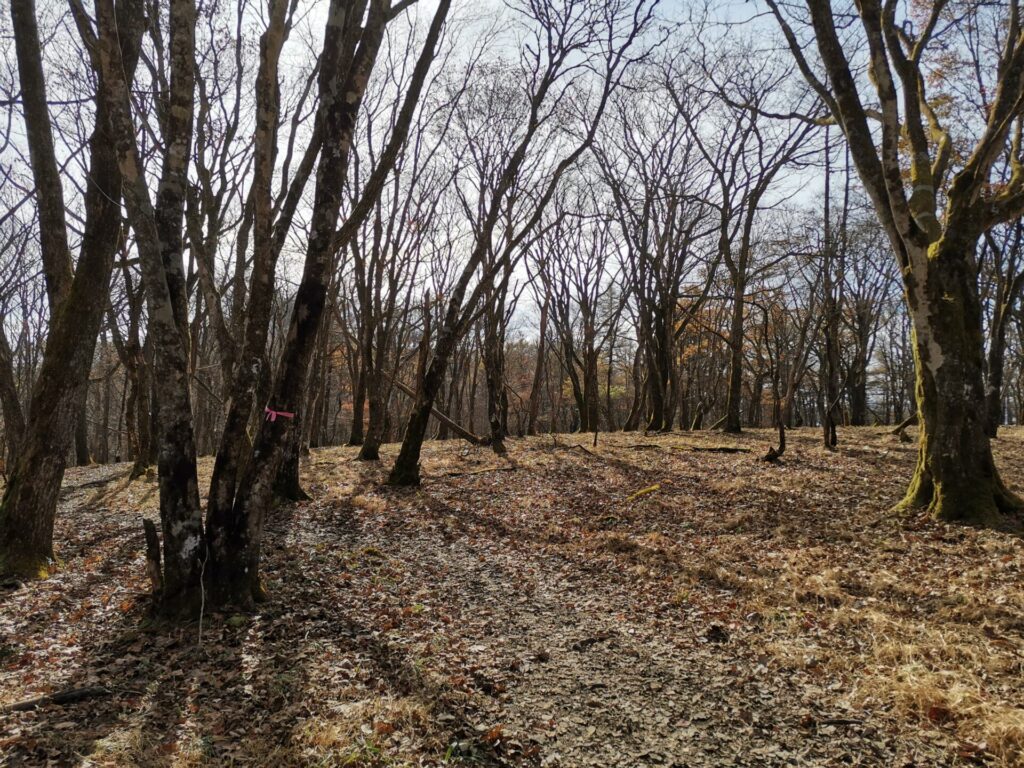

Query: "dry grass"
<box><xmin>557</xmin><ymin>427</ymin><xmax>1024</xmax><ymax>765</ymax></box>
<box><xmin>2</xmin><ymin>426</ymin><xmax>1023</xmax><ymax>766</ymax></box>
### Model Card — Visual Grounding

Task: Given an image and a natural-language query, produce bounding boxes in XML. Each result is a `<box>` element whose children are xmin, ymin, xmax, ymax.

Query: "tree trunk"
<box><xmin>205</xmin><ymin>0</ymin><xmax>299</xmax><ymax>544</ymax></box>
<box><xmin>274</xmin><ymin>416</ymin><xmax>309</xmax><ymax>502</ymax></box>
<box><xmin>746</xmin><ymin>372</ymin><xmax>765</xmax><ymax>427</ymax></box>
<box><xmin>483</xmin><ymin>298</ymin><xmax>508</xmax><ymax>453</ymax></box>
<box><xmin>526</xmin><ymin>294</ymin><xmax>549</xmax><ymax>435</ymax></box>
<box><xmin>985</xmin><ymin>319</ymin><xmax>1007</xmax><ymax>438</ymax></box>
<box><xmin>583</xmin><ymin>347</ymin><xmax>601</xmax><ymax>433</ymax></box>
<box><xmin>0</xmin><ymin>329</ymin><xmax>25</xmax><ymax>465</ymax></box>
<box><xmin>349</xmin><ymin>364</ymin><xmax>366</xmax><ymax>445</ymax></box>
<box><xmin>724</xmin><ymin>280</ymin><xmax>745</xmax><ymax>434</ymax></box>
<box><xmin>358</xmin><ymin>363</ymin><xmax>385</xmax><ymax>460</ymax></box>
<box><xmin>0</xmin><ymin>0</ymin><xmax>140</xmax><ymax>578</ymax></box>
<box><xmin>897</xmin><ymin>241</ymin><xmax>1022</xmax><ymax>524</ymax></box>
<box><xmin>212</xmin><ymin>0</ymin><xmax>450</xmax><ymax>604</ymax></box>
<box><xmin>75</xmin><ymin>394</ymin><xmax>92</xmax><ymax>467</ymax></box>
<box><xmin>622</xmin><ymin>346</ymin><xmax>644</xmax><ymax>432</ymax></box>
<box><xmin>95</xmin><ymin>0</ymin><xmax>205</xmax><ymax>615</ymax></box>
<box><xmin>645</xmin><ymin>322</ymin><xmax>673</xmax><ymax>432</ymax></box>
<box><xmin>130</xmin><ymin>340</ymin><xmax>154</xmax><ymax>478</ymax></box>
<box><xmin>389</xmin><ymin>322</ymin><xmax>459</xmax><ymax>485</ymax></box>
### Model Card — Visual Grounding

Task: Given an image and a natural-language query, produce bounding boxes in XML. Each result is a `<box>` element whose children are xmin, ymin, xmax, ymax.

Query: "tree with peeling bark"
<box><xmin>763</xmin><ymin>0</ymin><xmax>1024</xmax><ymax>524</ymax></box>
<box><xmin>91</xmin><ymin>0</ymin><xmax>207</xmax><ymax>614</ymax></box>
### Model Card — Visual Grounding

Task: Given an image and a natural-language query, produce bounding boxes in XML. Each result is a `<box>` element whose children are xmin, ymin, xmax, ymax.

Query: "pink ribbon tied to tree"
<box><xmin>264</xmin><ymin>407</ymin><xmax>295</xmax><ymax>422</ymax></box>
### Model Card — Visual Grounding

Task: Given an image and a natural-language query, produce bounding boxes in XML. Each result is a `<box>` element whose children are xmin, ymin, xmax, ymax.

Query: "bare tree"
<box><xmin>765</xmin><ymin>0</ymin><xmax>1024</xmax><ymax>523</ymax></box>
<box><xmin>0</xmin><ymin>0</ymin><xmax>143</xmax><ymax>579</ymax></box>
<box><xmin>387</xmin><ymin>0</ymin><xmax>658</xmax><ymax>484</ymax></box>
<box><xmin>596</xmin><ymin>79</ymin><xmax>716</xmax><ymax>432</ymax></box>
<box><xmin>211</xmin><ymin>0</ymin><xmax>454</xmax><ymax>607</ymax></box>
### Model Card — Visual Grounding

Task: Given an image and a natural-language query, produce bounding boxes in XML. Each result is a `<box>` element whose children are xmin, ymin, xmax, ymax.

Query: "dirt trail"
<box><xmin>328</xmin><ymin>457</ymin><xmax>955</xmax><ymax>767</ymax></box>
<box><xmin>2</xmin><ymin>428</ymin><xmax>1022</xmax><ymax>766</ymax></box>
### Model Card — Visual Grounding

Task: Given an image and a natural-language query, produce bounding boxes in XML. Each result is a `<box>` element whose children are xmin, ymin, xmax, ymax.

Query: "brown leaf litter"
<box><xmin>1</xmin><ymin>427</ymin><xmax>1023</xmax><ymax>766</ymax></box>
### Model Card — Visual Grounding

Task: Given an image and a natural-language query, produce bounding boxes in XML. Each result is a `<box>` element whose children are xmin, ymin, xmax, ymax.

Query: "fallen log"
<box><xmin>336</xmin><ymin>324</ymin><xmax>485</xmax><ymax>446</ymax></box>
<box><xmin>6</xmin><ymin>686</ymin><xmax>111</xmax><ymax>712</ymax></box>
<box><xmin>889</xmin><ymin>414</ymin><xmax>918</xmax><ymax>435</ymax></box>
<box><xmin>685</xmin><ymin>446</ymin><xmax>751</xmax><ymax>454</ymax></box>
<box><xmin>387</xmin><ymin>375</ymin><xmax>485</xmax><ymax>445</ymax></box>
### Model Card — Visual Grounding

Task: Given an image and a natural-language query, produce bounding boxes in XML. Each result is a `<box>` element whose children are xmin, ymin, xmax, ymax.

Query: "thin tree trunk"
<box><xmin>526</xmin><ymin>293</ymin><xmax>549</xmax><ymax>436</ymax></box>
<box><xmin>724</xmin><ymin>279</ymin><xmax>745</xmax><ymax>434</ymax></box>
<box><xmin>0</xmin><ymin>329</ymin><xmax>25</xmax><ymax>465</ymax></box>
<box><xmin>75</xmin><ymin>393</ymin><xmax>91</xmax><ymax>466</ymax></box>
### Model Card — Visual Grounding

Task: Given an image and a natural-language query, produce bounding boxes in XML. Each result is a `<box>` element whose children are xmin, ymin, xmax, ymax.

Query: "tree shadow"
<box><xmin>1</xmin><ymin>469</ymin><xmax>505</xmax><ymax>767</ymax></box>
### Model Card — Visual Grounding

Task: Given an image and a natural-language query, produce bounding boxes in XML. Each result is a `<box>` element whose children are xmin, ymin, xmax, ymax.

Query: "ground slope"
<box><xmin>1</xmin><ymin>427</ymin><xmax>1023</xmax><ymax>767</ymax></box>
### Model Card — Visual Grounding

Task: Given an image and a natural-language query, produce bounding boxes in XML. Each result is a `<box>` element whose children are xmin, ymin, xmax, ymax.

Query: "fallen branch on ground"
<box><xmin>6</xmin><ymin>686</ymin><xmax>111</xmax><ymax>712</ymax></box>
<box><xmin>684</xmin><ymin>446</ymin><xmax>751</xmax><ymax>454</ymax></box>
<box><xmin>442</xmin><ymin>465</ymin><xmax>518</xmax><ymax>478</ymax></box>
<box><xmin>889</xmin><ymin>414</ymin><xmax>917</xmax><ymax>435</ymax></box>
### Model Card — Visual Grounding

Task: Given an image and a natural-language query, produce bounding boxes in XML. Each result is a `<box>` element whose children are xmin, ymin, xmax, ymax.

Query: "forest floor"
<box><xmin>1</xmin><ymin>427</ymin><xmax>1024</xmax><ymax>767</ymax></box>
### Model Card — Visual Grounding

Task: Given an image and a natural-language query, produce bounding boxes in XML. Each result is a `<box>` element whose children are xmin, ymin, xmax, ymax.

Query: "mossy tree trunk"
<box><xmin>768</xmin><ymin>0</ymin><xmax>1024</xmax><ymax>525</ymax></box>
<box><xmin>897</xmin><ymin>238</ymin><xmax>1022</xmax><ymax>524</ymax></box>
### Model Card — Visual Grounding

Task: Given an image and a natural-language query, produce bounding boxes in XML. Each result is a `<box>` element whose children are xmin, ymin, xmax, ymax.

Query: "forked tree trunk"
<box><xmin>96</xmin><ymin>0</ymin><xmax>205</xmax><ymax>616</ymax></box>
<box><xmin>205</xmin><ymin>0</ymin><xmax>303</xmax><ymax>540</ymax></box>
<box><xmin>212</xmin><ymin>0</ymin><xmax>451</xmax><ymax>605</ymax></box>
<box><xmin>897</xmin><ymin>239</ymin><xmax>1022</xmax><ymax>524</ymax></box>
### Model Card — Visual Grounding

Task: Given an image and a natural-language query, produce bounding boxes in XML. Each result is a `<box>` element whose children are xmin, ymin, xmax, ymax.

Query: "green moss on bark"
<box><xmin>0</xmin><ymin>547</ymin><xmax>51</xmax><ymax>580</ymax></box>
